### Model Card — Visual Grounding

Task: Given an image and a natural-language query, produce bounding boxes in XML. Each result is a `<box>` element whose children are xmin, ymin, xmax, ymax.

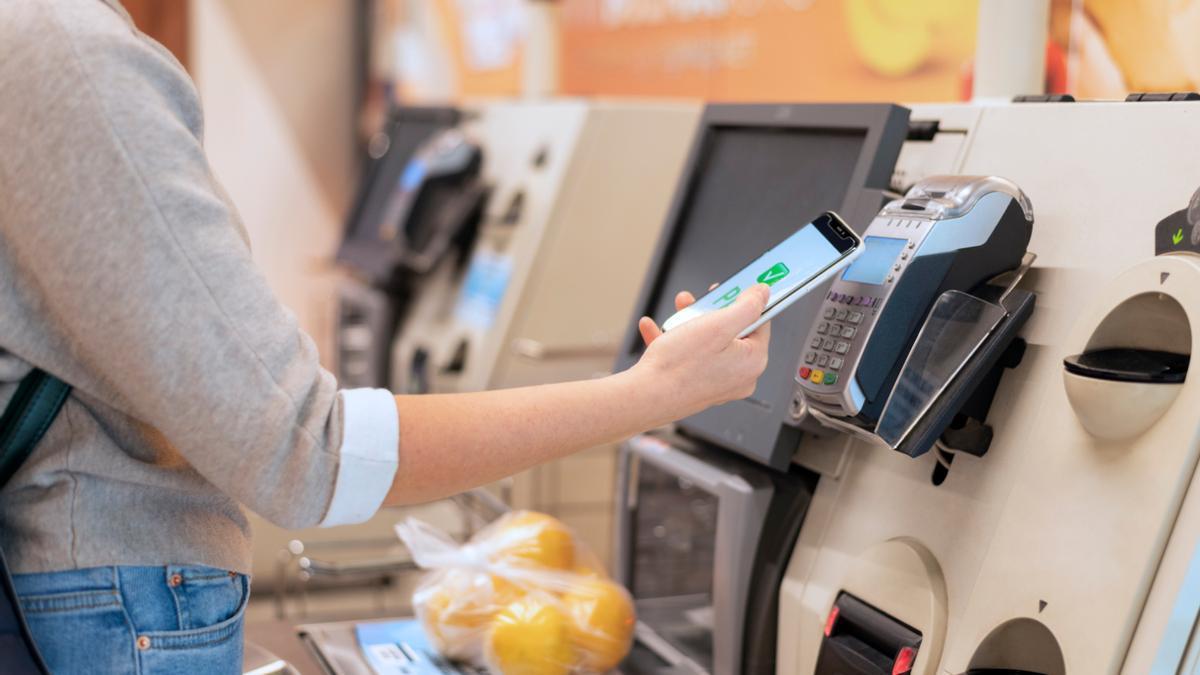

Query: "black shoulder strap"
<box><xmin>0</xmin><ymin>369</ymin><xmax>68</xmax><ymax>674</ymax></box>
<box><xmin>0</xmin><ymin>370</ymin><xmax>70</xmax><ymax>489</ymax></box>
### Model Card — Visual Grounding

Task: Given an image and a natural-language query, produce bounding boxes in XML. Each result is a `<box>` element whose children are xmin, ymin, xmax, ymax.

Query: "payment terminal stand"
<box><xmin>795</xmin><ymin>175</ymin><xmax>1036</xmax><ymax>459</ymax></box>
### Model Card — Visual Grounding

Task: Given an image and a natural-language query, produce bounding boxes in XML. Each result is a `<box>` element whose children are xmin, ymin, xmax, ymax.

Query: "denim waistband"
<box><xmin>13</xmin><ymin>565</ymin><xmax>239</xmax><ymax>594</ymax></box>
<box><xmin>13</xmin><ymin>564</ymin><xmax>244</xmax><ymax>631</ymax></box>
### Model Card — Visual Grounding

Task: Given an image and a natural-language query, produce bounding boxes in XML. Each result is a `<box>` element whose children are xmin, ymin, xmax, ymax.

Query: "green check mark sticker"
<box><xmin>712</xmin><ymin>286</ymin><xmax>741</xmax><ymax>308</ymax></box>
<box><xmin>757</xmin><ymin>262</ymin><xmax>790</xmax><ymax>286</ymax></box>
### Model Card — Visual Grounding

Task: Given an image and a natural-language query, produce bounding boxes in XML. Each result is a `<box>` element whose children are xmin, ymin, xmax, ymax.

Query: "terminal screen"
<box><xmin>841</xmin><ymin>235</ymin><xmax>906</xmax><ymax>285</ymax></box>
<box><xmin>648</xmin><ymin>126</ymin><xmax>866</xmax><ymax>329</ymax></box>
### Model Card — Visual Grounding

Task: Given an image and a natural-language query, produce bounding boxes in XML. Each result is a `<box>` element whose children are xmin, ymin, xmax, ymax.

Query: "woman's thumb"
<box><xmin>713</xmin><ymin>284</ymin><xmax>769</xmax><ymax>340</ymax></box>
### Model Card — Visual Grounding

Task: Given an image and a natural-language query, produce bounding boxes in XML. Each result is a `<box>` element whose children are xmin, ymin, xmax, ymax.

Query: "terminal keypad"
<box><xmin>797</xmin><ymin>218</ymin><xmax>936</xmax><ymax>411</ymax></box>
<box><xmin>798</xmin><ymin>290</ymin><xmax>882</xmax><ymax>388</ymax></box>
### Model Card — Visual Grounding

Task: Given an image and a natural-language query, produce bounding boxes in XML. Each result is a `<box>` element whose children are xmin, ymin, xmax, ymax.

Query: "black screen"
<box><xmin>348</xmin><ymin>120</ymin><xmax>443</xmax><ymax>246</ymax></box>
<box><xmin>648</xmin><ymin>126</ymin><xmax>866</xmax><ymax>328</ymax></box>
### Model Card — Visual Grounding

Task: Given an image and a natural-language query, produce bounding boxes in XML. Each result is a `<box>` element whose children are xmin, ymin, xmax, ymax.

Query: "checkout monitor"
<box><xmin>335</xmin><ymin>106</ymin><xmax>460</xmax><ymax>286</ymax></box>
<box><xmin>618</xmin><ymin>103</ymin><xmax>909</xmax><ymax>469</ymax></box>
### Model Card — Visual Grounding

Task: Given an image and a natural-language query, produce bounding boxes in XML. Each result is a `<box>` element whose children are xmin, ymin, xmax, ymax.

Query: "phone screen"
<box><xmin>663</xmin><ymin>213</ymin><xmax>858</xmax><ymax>331</ymax></box>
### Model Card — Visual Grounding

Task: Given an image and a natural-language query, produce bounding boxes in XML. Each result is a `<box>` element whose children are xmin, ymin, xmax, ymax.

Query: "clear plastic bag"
<box><xmin>397</xmin><ymin>511</ymin><xmax>636</xmax><ymax>675</ymax></box>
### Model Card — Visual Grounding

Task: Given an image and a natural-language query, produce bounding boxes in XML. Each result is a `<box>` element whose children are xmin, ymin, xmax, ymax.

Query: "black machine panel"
<box><xmin>333</xmin><ymin>106</ymin><xmax>484</xmax><ymax>389</ymax></box>
<box><xmin>339</xmin><ymin>106</ymin><xmax>458</xmax><ymax>262</ymax></box>
<box><xmin>337</xmin><ymin>106</ymin><xmax>486</xmax><ymax>288</ymax></box>
<box><xmin>616</xmin><ymin>103</ymin><xmax>910</xmax><ymax>469</ymax></box>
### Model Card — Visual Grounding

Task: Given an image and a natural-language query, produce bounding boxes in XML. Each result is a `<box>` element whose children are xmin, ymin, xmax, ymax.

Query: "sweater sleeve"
<box><xmin>0</xmin><ymin>1</ymin><xmax>398</xmax><ymax>529</ymax></box>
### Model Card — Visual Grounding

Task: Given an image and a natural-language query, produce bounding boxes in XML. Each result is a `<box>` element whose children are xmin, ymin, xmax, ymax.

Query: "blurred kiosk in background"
<box><xmin>334</xmin><ymin>106</ymin><xmax>487</xmax><ymax>389</ymax></box>
<box><xmin>390</xmin><ymin>100</ymin><xmax>701</xmax><ymax>564</ymax></box>
<box><xmin>391</xmin><ymin>99</ymin><xmax>700</xmax><ymax>394</ymax></box>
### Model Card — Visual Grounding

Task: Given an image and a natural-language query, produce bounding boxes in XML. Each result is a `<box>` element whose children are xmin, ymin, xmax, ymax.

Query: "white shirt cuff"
<box><xmin>319</xmin><ymin>388</ymin><xmax>400</xmax><ymax>527</ymax></box>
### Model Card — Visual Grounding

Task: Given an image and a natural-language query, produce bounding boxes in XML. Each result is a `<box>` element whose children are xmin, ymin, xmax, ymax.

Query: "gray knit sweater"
<box><xmin>0</xmin><ymin>0</ymin><xmax>400</xmax><ymax>574</ymax></box>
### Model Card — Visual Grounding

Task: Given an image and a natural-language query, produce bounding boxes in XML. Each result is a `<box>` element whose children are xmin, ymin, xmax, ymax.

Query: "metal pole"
<box><xmin>973</xmin><ymin>0</ymin><xmax>1050</xmax><ymax>101</ymax></box>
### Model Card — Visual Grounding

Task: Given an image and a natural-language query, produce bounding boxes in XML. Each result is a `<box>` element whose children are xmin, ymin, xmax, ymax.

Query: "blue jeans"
<box><xmin>13</xmin><ymin>565</ymin><xmax>249</xmax><ymax>674</ymax></box>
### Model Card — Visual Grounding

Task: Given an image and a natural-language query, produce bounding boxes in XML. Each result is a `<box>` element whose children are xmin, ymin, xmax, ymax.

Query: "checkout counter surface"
<box><xmin>246</xmin><ymin>621</ymin><xmax>326</xmax><ymax>674</ymax></box>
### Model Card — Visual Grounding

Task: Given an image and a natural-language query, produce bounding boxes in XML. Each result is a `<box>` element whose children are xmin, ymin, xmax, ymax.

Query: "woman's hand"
<box><xmin>631</xmin><ymin>283</ymin><xmax>772</xmax><ymax>422</ymax></box>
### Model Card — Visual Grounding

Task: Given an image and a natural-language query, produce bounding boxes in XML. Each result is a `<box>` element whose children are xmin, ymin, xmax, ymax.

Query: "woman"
<box><xmin>0</xmin><ymin>0</ymin><xmax>771</xmax><ymax>672</ymax></box>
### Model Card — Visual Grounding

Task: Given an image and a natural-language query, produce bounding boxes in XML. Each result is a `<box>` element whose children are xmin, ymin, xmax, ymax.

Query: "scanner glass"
<box><xmin>876</xmin><ymin>290</ymin><xmax>1007</xmax><ymax>448</ymax></box>
<box><xmin>629</xmin><ymin>460</ymin><xmax>719</xmax><ymax>671</ymax></box>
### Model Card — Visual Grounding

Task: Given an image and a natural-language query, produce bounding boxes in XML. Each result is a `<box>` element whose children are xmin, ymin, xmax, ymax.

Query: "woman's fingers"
<box><xmin>652</xmin><ymin>282</ymin><xmax>764</xmax><ymax>348</ymax></box>
<box><xmin>742</xmin><ymin>317</ymin><xmax>771</xmax><ymax>366</ymax></box>
<box><xmin>638</xmin><ymin>316</ymin><xmax>663</xmax><ymax>346</ymax></box>
<box><xmin>707</xmin><ymin>284</ymin><xmax>771</xmax><ymax>343</ymax></box>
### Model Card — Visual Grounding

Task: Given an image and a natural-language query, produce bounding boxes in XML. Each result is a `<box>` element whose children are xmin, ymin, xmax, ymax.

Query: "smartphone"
<box><xmin>662</xmin><ymin>211</ymin><xmax>863</xmax><ymax>338</ymax></box>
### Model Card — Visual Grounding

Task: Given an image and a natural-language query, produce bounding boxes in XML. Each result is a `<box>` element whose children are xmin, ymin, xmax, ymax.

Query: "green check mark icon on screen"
<box><xmin>757</xmin><ymin>262</ymin><xmax>790</xmax><ymax>286</ymax></box>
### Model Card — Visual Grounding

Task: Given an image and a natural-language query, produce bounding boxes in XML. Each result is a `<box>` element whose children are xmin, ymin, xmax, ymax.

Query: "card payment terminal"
<box><xmin>795</xmin><ymin>176</ymin><xmax>1033</xmax><ymax>426</ymax></box>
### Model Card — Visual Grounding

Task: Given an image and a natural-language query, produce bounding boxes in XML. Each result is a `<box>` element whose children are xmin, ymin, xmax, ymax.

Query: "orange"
<box><xmin>486</xmin><ymin>594</ymin><xmax>577</xmax><ymax>675</ymax></box>
<box><xmin>571</xmin><ymin>563</ymin><xmax>603</xmax><ymax>578</ymax></box>
<box><xmin>562</xmin><ymin>578</ymin><xmax>636</xmax><ymax>672</ymax></box>
<box><xmin>416</xmin><ymin>569</ymin><xmax>522</xmax><ymax>661</ymax></box>
<box><xmin>490</xmin><ymin>511</ymin><xmax>576</xmax><ymax>571</ymax></box>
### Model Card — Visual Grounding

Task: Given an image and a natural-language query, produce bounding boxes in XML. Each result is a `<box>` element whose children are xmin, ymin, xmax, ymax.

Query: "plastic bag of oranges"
<box><xmin>396</xmin><ymin>511</ymin><xmax>636</xmax><ymax>675</ymax></box>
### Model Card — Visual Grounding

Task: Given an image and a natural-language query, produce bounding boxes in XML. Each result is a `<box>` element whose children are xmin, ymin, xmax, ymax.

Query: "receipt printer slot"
<box><xmin>1063</xmin><ymin>348</ymin><xmax>1188</xmax><ymax>383</ymax></box>
<box><xmin>816</xmin><ymin>593</ymin><xmax>921</xmax><ymax>675</ymax></box>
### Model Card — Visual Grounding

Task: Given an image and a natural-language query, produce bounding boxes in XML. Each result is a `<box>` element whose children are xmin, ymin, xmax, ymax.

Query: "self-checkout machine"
<box><xmin>391</xmin><ymin>99</ymin><xmax>700</xmax><ymax>396</ymax></box>
<box><xmin>775</xmin><ymin>99</ymin><xmax>1200</xmax><ymax>675</ymax></box>
<box><xmin>388</xmin><ymin>99</ymin><xmax>701</xmax><ymax>565</ymax></box>
<box><xmin>607</xmin><ymin>101</ymin><xmax>949</xmax><ymax>675</ymax></box>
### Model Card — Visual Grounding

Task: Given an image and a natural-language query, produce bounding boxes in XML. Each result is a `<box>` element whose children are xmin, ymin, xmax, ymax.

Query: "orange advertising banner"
<box><xmin>430</xmin><ymin>0</ymin><xmax>525</xmax><ymax>97</ymax></box>
<box><xmin>559</xmin><ymin>0</ymin><xmax>980</xmax><ymax>102</ymax></box>
<box><xmin>398</xmin><ymin>0</ymin><xmax>1200</xmax><ymax>104</ymax></box>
